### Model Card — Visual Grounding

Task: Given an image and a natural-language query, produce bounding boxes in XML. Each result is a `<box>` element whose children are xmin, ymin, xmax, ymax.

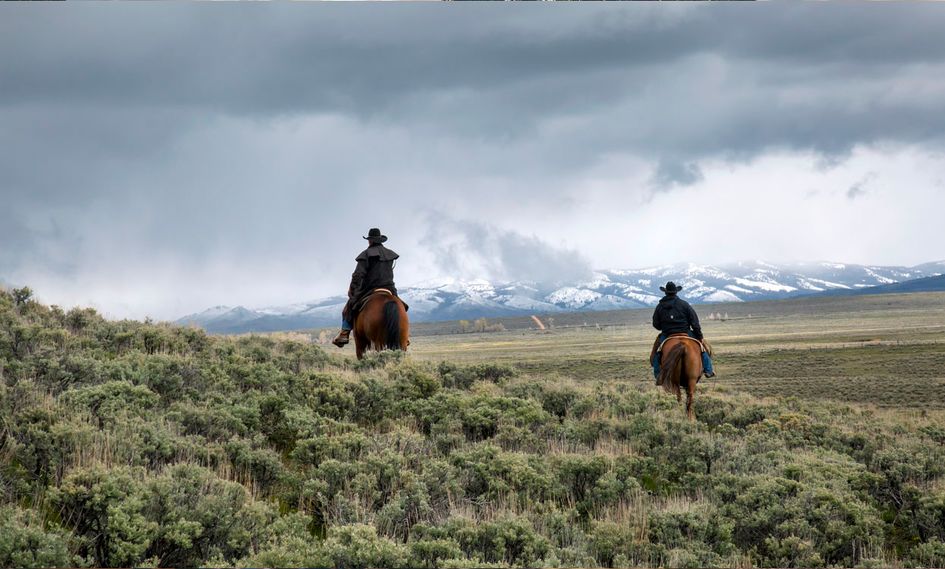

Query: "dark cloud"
<box><xmin>3</xmin><ymin>5</ymin><xmax>945</xmax><ymax>151</ymax></box>
<box><xmin>1</xmin><ymin>4</ymin><xmax>944</xmax><ymax>317</ymax></box>
<box><xmin>651</xmin><ymin>159</ymin><xmax>704</xmax><ymax>190</ymax></box>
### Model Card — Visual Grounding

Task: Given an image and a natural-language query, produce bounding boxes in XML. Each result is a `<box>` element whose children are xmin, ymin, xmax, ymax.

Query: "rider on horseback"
<box><xmin>332</xmin><ymin>228</ymin><xmax>399</xmax><ymax>348</ymax></box>
<box><xmin>650</xmin><ymin>281</ymin><xmax>715</xmax><ymax>381</ymax></box>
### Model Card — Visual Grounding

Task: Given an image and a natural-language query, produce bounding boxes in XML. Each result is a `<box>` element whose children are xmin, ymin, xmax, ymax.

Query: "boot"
<box><xmin>651</xmin><ymin>336</ymin><xmax>662</xmax><ymax>386</ymax></box>
<box><xmin>332</xmin><ymin>330</ymin><xmax>350</xmax><ymax>348</ymax></box>
<box><xmin>701</xmin><ymin>351</ymin><xmax>715</xmax><ymax>378</ymax></box>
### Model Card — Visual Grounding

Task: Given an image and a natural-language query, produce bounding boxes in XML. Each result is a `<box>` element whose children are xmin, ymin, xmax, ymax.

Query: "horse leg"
<box><xmin>354</xmin><ymin>332</ymin><xmax>365</xmax><ymax>360</ymax></box>
<box><xmin>686</xmin><ymin>379</ymin><xmax>696</xmax><ymax>421</ymax></box>
<box><xmin>676</xmin><ymin>351</ymin><xmax>682</xmax><ymax>402</ymax></box>
<box><xmin>400</xmin><ymin>305</ymin><xmax>410</xmax><ymax>351</ymax></box>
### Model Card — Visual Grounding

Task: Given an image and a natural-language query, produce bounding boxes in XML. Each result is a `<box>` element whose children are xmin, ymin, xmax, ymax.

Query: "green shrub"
<box><xmin>452</xmin><ymin>444</ymin><xmax>553</xmax><ymax>503</ymax></box>
<box><xmin>224</xmin><ymin>439</ymin><xmax>286</xmax><ymax>490</ymax></box>
<box><xmin>553</xmin><ymin>455</ymin><xmax>610</xmax><ymax>513</ymax></box>
<box><xmin>307</xmin><ymin>372</ymin><xmax>358</xmax><ymax>419</ymax></box>
<box><xmin>409</xmin><ymin>537</ymin><xmax>464</xmax><ymax>569</ymax></box>
<box><xmin>4</xmin><ymin>291</ymin><xmax>945</xmax><ymax>567</ymax></box>
<box><xmin>909</xmin><ymin>538</ymin><xmax>945</xmax><ymax>568</ymax></box>
<box><xmin>51</xmin><ymin>467</ymin><xmax>157</xmax><ymax>567</ymax></box>
<box><xmin>238</xmin><ymin>512</ymin><xmax>326</xmax><ymax>567</ymax></box>
<box><xmin>437</xmin><ymin>362</ymin><xmax>517</xmax><ymax>390</ymax></box>
<box><xmin>457</xmin><ymin>516</ymin><xmax>550</xmax><ymax>566</ymax></box>
<box><xmin>0</xmin><ymin>506</ymin><xmax>81</xmax><ymax>568</ymax></box>
<box><xmin>292</xmin><ymin>430</ymin><xmax>369</xmax><ymax>467</ymax></box>
<box><xmin>62</xmin><ymin>381</ymin><xmax>159</xmax><ymax>425</ymax></box>
<box><xmin>144</xmin><ymin>464</ymin><xmax>275</xmax><ymax>566</ymax></box>
<box><xmin>392</xmin><ymin>363</ymin><xmax>442</xmax><ymax>400</ymax></box>
<box><xmin>320</xmin><ymin>524</ymin><xmax>409</xmax><ymax>569</ymax></box>
<box><xmin>353</xmin><ymin>350</ymin><xmax>405</xmax><ymax>370</ymax></box>
<box><xmin>588</xmin><ymin>521</ymin><xmax>641</xmax><ymax>567</ymax></box>
<box><xmin>414</xmin><ymin>516</ymin><xmax>550</xmax><ymax>567</ymax></box>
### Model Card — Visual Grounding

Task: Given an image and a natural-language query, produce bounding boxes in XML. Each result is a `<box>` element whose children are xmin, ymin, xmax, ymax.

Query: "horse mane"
<box><xmin>659</xmin><ymin>343</ymin><xmax>687</xmax><ymax>397</ymax></box>
<box><xmin>383</xmin><ymin>300</ymin><xmax>402</xmax><ymax>350</ymax></box>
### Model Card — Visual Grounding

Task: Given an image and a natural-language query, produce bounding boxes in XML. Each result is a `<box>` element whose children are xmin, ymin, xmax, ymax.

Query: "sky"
<box><xmin>2</xmin><ymin>3</ymin><xmax>945</xmax><ymax>320</ymax></box>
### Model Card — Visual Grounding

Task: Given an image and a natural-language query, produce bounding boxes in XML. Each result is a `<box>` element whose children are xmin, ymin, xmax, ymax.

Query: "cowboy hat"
<box><xmin>363</xmin><ymin>228</ymin><xmax>388</xmax><ymax>243</ymax></box>
<box><xmin>660</xmin><ymin>281</ymin><xmax>682</xmax><ymax>294</ymax></box>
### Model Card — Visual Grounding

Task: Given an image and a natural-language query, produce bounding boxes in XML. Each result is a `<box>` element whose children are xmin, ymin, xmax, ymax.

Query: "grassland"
<box><xmin>3</xmin><ymin>288</ymin><xmax>945</xmax><ymax>568</ymax></box>
<box><xmin>408</xmin><ymin>292</ymin><xmax>945</xmax><ymax>409</ymax></box>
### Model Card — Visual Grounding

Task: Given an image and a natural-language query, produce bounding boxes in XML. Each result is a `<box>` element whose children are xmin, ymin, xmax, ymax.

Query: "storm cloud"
<box><xmin>424</xmin><ymin>217</ymin><xmax>594</xmax><ymax>287</ymax></box>
<box><xmin>2</xmin><ymin>4</ymin><xmax>945</xmax><ymax>318</ymax></box>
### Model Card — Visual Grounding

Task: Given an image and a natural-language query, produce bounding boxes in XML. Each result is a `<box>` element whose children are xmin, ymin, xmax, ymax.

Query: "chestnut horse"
<box><xmin>352</xmin><ymin>290</ymin><xmax>409</xmax><ymax>360</ymax></box>
<box><xmin>657</xmin><ymin>334</ymin><xmax>708</xmax><ymax>420</ymax></box>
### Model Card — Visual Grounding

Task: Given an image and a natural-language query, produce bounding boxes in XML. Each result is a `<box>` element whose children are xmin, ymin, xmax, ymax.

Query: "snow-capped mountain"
<box><xmin>176</xmin><ymin>260</ymin><xmax>945</xmax><ymax>333</ymax></box>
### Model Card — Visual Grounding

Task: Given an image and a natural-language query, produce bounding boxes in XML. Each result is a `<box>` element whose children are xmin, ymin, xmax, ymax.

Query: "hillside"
<box><xmin>3</xmin><ymin>287</ymin><xmax>945</xmax><ymax>568</ymax></box>
<box><xmin>810</xmin><ymin>273</ymin><xmax>945</xmax><ymax>298</ymax></box>
<box><xmin>177</xmin><ymin>260</ymin><xmax>945</xmax><ymax>334</ymax></box>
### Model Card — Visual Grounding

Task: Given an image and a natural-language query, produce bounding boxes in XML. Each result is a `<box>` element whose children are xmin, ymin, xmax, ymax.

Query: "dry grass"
<box><xmin>407</xmin><ymin>292</ymin><xmax>945</xmax><ymax>409</ymax></box>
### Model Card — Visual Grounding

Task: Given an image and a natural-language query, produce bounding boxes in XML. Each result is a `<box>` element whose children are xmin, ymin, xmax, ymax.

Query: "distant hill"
<box><xmin>810</xmin><ymin>273</ymin><xmax>945</xmax><ymax>297</ymax></box>
<box><xmin>177</xmin><ymin>260</ymin><xmax>945</xmax><ymax>333</ymax></box>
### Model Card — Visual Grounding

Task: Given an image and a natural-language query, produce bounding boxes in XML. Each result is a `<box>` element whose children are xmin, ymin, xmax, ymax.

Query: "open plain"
<box><xmin>409</xmin><ymin>292</ymin><xmax>945</xmax><ymax>409</ymax></box>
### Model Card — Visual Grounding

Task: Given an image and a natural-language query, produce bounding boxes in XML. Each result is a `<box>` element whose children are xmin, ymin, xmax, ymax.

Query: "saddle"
<box><xmin>352</xmin><ymin>288</ymin><xmax>409</xmax><ymax>314</ymax></box>
<box><xmin>656</xmin><ymin>333</ymin><xmax>709</xmax><ymax>355</ymax></box>
<box><xmin>353</xmin><ymin>288</ymin><xmax>393</xmax><ymax>313</ymax></box>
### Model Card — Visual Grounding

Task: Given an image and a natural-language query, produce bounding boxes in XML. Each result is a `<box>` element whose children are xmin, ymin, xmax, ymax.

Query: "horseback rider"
<box><xmin>650</xmin><ymin>281</ymin><xmax>715</xmax><ymax>381</ymax></box>
<box><xmin>332</xmin><ymin>228</ymin><xmax>400</xmax><ymax>348</ymax></box>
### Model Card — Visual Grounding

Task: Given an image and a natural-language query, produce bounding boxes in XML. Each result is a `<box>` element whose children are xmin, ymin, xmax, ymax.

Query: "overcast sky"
<box><xmin>2</xmin><ymin>3</ymin><xmax>945</xmax><ymax>320</ymax></box>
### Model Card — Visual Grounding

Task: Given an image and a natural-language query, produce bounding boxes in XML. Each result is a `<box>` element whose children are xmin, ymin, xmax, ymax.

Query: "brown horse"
<box><xmin>352</xmin><ymin>290</ymin><xmax>409</xmax><ymax>360</ymax></box>
<box><xmin>657</xmin><ymin>334</ymin><xmax>708</xmax><ymax>420</ymax></box>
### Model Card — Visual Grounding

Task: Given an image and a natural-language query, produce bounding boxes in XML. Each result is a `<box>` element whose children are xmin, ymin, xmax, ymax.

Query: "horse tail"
<box><xmin>383</xmin><ymin>300</ymin><xmax>402</xmax><ymax>350</ymax></box>
<box><xmin>659</xmin><ymin>343</ymin><xmax>686</xmax><ymax>397</ymax></box>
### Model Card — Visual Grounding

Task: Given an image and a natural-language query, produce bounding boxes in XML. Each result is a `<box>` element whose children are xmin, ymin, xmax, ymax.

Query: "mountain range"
<box><xmin>176</xmin><ymin>260</ymin><xmax>945</xmax><ymax>334</ymax></box>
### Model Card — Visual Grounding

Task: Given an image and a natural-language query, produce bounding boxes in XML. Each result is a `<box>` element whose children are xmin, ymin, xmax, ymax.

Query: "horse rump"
<box><xmin>659</xmin><ymin>343</ymin><xmax>687</xmax><ymax>396</ymax></box>
<box><xmin>383</xmin><ymin>300</ymin><xmax>403</xmax><ymax>350</ymax></box>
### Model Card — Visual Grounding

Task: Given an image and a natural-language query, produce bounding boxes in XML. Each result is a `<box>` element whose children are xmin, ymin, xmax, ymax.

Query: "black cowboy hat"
<box><xmin>363</xmin><ymin>228</ymin><xmax>388</xmax><ymax>243</ymax></box>
<box><xmin>660</xmin><ymin>281</ymin><xmax>682</xmax><ymax>294</ymax></box>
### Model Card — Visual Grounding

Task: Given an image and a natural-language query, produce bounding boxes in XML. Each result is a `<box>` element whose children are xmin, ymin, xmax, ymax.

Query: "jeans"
<box><xmin>653</xmin><ymin>333</ymin><xmax>714</xmax><ymax>377</ymax></box>
<box><xmin>341</xmin><ymin>318</ymin><xmax>352</xmax><ymax>331</ymax></box>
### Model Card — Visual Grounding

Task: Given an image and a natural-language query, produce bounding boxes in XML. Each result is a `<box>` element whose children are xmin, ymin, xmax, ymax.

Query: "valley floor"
<box><xmin>409</xmin><ymin>292</ymin><xmax>945</xmax><ymax>409</ymax></box>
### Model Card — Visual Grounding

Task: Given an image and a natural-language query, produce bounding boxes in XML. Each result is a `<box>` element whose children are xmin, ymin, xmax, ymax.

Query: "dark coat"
<box><xmin>652</xmin><ymin>294</ymin><xmax>703</xmax><ymax>340</ymax></box>
<box><xmin>348</xmin><ymin>244</ymin><xmax>399</xmax><ymax>303</ymax></box>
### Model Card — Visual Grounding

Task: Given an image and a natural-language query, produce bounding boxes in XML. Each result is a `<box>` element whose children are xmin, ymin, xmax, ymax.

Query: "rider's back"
<box><xmin>355</xmin><ymin>244</ymin><xmax>398</xmax><ymax>296</ymax></box>
<box><xmin>653</xmin><ymin>296</ymin><xmax>700</xmax><ymax>338</ymax></box>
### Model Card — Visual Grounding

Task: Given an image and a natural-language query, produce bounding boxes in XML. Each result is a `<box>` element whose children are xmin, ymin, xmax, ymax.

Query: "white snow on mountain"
<box><xmin>701</xmin><ymin>290</ymin><xmax>742</xmax><ymax>303</ymax></box>
<box><xmin>546</xmin><ymin>287</ymin><xmax>601</xmax><ymax>308</ymax></box>
<box><xmin>176</xmin><ymin>260</ymin><xmax>945</xmax><ymax>333</ymax></box>
<box><xmin>731</xmin><ymin>277</ymin><xmax>796</xmax><ymax>292</ymax></box>
<box><xmin>804</xmin><ymin>278</ymin><xmax>850</xmax><ymax>289</ymax></box>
